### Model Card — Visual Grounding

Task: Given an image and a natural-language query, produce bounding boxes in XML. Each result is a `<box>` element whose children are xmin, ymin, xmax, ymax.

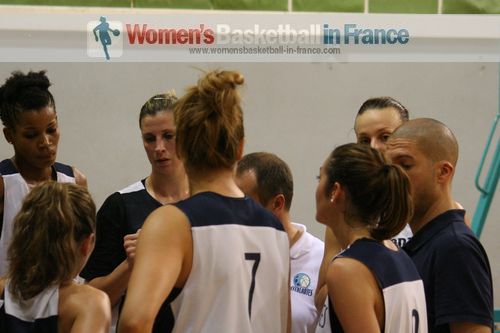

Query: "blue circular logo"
<box><xmin>293</xmin><ymin>273</ymin><xmax>311</xmax><ymax>288</ymax></box>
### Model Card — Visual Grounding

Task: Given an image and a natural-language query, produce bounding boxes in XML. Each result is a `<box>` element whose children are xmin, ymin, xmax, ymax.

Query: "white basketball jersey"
<box><xmin>0</xmin><ymin>160</ymin><xmax>75</xmax><ymax>276</ymax></box>
<box><xmin>171</xmin><ymin>192</ymin><xmax>290</xmax><ymax>333</ymax></box>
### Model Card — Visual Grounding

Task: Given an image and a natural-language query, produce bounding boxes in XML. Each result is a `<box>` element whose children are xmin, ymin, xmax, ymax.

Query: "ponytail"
<box><xmin>324</xmin><ymin>143</ymin><xmax>412</xmax><ymax>241</ymax></box>
<box><xmin>371</xmin><ymin>163</ymin><xmax>413</xmax><ymax>240</ymax></box>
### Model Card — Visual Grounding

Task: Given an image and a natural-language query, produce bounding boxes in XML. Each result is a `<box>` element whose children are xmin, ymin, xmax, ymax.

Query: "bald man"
<box><xmin>386</xmin><ymin>118</ymin><xmax>493</xmax><ymax>333</ymax></box>
<box><xmin>235</xmin><ymin>152</ymin><xmax>324</xmax><ymax>333</ymax></box>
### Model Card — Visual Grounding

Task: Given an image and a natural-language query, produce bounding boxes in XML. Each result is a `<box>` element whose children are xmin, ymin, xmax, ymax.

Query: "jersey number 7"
<box><xmin>244</xmin><ymin>252</ymin><xmax>261</xmax><ymax>319</ymax></box>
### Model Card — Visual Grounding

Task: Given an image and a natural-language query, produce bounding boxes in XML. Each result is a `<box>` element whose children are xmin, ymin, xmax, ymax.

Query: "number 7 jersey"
<box><xmin>171</xmin><ymin>191</ymin><xmax>290</xmax><ymax>333</ymax></box>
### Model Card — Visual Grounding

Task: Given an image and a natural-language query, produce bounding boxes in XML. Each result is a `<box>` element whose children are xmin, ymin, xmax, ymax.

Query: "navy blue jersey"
<box><xmin>329</xmin><ymin>238</ymin><xmax>427</xmax><ymax>333</ymax></box>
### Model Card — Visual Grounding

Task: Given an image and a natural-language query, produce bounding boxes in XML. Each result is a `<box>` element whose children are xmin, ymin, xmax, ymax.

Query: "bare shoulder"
<box><xmin>328</xmin><ymin>257</ymin><xmax>382</xmax><ymax>331</ymax></box>
<box><xmin>328</xmin><ymin>257</ymin><xmax>378</xmax><ymax>297</ymax></box>
<box><xmin>60</xmin><ymin>283</ymin><xmax>110</xmax><ymax>311</ymax></box>
<box><xmin>329</xmin><ymin>257</ymin><xmax>367</xmax><ymax>277</ymax></box>
<box><xmin>59</xmin><ymin>283</ymin><xmax>111</xmax><ymax>333</ymax></box>
<box><xmin>72</xmin><ymin>167</ymin><xmax>88</xmax><ymax>188</ymax></box>
<box><xmin>143</xmin><ymin>204</ymin><xmax>190</xmax><ymax>233</ymax></box>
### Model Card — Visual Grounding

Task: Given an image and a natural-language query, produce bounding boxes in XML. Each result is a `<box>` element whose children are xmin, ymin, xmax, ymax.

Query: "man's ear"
<box><xmin>273</xmin><ymin>194</ymin><xmax>286</xmax><ymax>211</ymax></box>
<box><xmin>435</xmin><ymin>161</ymin><xmax>454</xmax><ymax>184</ymax></box>
<box><xmin>266</xmin><ymin>194</ymin><xmax>286</xmax><ymax>214</ymax></box>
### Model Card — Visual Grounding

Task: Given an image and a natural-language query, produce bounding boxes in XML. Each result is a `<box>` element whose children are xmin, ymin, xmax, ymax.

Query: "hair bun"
<box><xmin>197</xmin><ymin>70</ymin><xmax>244</xmax><ymax>117</ymax></box>
<box><xmin>201</xmin><ymin>70</ymin><xmax>244</xmax><ymax>90</ymax></box>
<box><xmin>2</xmin><ymin>70</ymin><xmax>51</xmax><ymax>103</ymax></box>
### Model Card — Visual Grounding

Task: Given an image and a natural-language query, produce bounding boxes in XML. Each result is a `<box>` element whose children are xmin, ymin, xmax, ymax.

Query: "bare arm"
<box><xmin>73</xmin><ymin>167</ymin><xmax>88</xmax><ymax>188</ymax></box>
<box><xmin>118</xmin><ymin>206</ymin><xmax>192</xmax><ymax>333</ymax></box>
<box><xmin>86</xmin><ymin>260</ymin><xmax>130</xmax><ymax>307</ymax></box>
<box><xmin>449</xmin><ymin>322</ymin><xmax>492</xmax><ymax>333</ymax></box>
<box><xmin>87</xmin><ymin>230</ymin><xmax>140</xmax><ymax>306</ymax></box>
<box><xmin>328</xmin><ymin>258</ymin><xmax>382</xmax><ymax>333</ymax></box>
<box><xmin>315</xmin><ymin>227</ymin><xmax>341</xmax><ymax>311</ymax></box>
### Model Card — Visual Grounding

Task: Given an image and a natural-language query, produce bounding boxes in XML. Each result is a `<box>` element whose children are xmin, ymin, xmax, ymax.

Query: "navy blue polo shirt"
<box><xmin>403</xmin><ymin>210</ymin><xmax>493</xmax><ymax>333</ymax></box>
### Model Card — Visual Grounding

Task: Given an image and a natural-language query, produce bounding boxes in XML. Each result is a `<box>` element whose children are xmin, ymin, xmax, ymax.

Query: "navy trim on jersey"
<box><xmin>339</xmin><ymin>238</ymin><xmax>422</xmax><ymax>288</ymax></box>
<box><xmin>329</xmin><ymin>238</ymin><xmax>424</xmax><ymax>333</ymax></box>
<box><xmin>0</xmin><ymin>159</ymin><xmax>74</xmax><ymax>179</ymax></box>
<box><xmin>0</xmin><ymin>311</ymin><xmax>58</xmax><ymax>333</ymax></box>
<box><xmin>0</xmin><ymin>290</ymin><xmax>58</xmax><ymax>333</ymax></box>
<box><xmin>174</xmin><ymin>192</ymin><xmax>284</xmax><ymax>231</ymax></box>
<box><xmin>53</xmin><ymin>162</ymin><xmax>74</xmax><ymax>178</ymax></box>
<box><xmin>0</xmin><ymin>159</ymin><xmax>16</xmax><ymax>176</ymax></box>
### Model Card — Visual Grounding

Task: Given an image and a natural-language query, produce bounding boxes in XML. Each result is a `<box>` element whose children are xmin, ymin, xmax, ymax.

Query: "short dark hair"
<box><xmin>236</xmin><ymin>152</ymin><xmax>293</xmax><ymax>211</ymax></box>
<box><xmin>0</xmin><ymin>70</ymin><xmax>56</xmax><ymax>128</ymax></box>
<box><xmin>357</xmin><ymin>96</ymin><xmax>409</xmax><ymax>122</ymax></box>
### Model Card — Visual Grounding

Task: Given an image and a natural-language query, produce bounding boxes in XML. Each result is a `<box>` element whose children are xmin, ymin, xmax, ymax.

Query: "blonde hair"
<box><xmin>174</xmin><ymin>70</ymin><xmax>244</xmax><ymax>174</ymax></box>
<box><xmin>7</xmin><ymin>181</ymin><xmax>96</xmax><ymax>301</ymax></box>
<box><xmin>139</xmin><ymin>90</ymin><xmax>177</xmax><ymax>128</ymax></box>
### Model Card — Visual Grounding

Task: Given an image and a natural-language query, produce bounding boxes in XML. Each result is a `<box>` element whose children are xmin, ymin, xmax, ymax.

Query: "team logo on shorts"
<box><xmin>291</xmin><ymin>273</ymin><xmax>313</xmax><ymax>296</ymax></box>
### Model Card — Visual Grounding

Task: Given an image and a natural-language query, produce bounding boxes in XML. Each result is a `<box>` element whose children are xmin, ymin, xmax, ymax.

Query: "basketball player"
<box><xmin>0</xmin><ymin>182</ymin><xmax>110</xmax><ymax>332</ymax></box>
<box><xmin>81</xmin><ymin>91</ymin><xmax>189</xmax><ymax>332</ymax></box>
<box><xmin>316</xmin><ymin>143</ymin><xmax>427</xmax><ymax>333</ymax></box>
<box><xmin>118</xmin><ymin>70</ymin><xmax>290</xmax><ymax>333</ymax></box>
<box><xmin>0</xmin><ymin>70</ymin><xmax>87</xmax><ymax>277</ymax></box>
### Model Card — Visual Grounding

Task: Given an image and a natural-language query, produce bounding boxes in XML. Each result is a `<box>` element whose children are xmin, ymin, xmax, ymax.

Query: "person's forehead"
<box><xmin>16</xmin><ymin>107</ymin><xmax>56</xmax><ymax>128</ymax></box>
<box><xmin>386</xmin><ymin>137</ymin><xmax>422</xmax><ymax>157</ymax></box>
<box><xmin>355</xmin><ymin>107</ymin><xmax>401</xmax><ymax>129</ymax></box>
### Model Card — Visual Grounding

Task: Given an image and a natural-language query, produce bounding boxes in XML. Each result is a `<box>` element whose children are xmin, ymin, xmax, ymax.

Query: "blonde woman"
<box><xmin>119</xmin><ymin>70</ymin><xmax>290</xmax><ymax>333</ymax></box>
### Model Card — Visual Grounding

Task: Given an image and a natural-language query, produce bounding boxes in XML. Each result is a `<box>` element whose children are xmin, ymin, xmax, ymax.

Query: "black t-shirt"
<box><xmin>403</xmin><ymin>210</ymin><xmax>493</xmax><ymax>333</ymax></box>
<box><xmin>80</xmin><ymin>179</ymin><xmax>173</xmax><ymax>333</ymax></box>
<box><xmin>81</xmin><ymin>179</ymin><xmax>161</xmax><ymax>279</ymax></box>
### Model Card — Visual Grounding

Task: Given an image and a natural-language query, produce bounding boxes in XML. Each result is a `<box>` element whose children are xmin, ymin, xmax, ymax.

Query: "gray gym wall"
<box><xmin>0</xmin><ymin>62</ymin><xmax>498</xmax><ymax>307</ymax></box>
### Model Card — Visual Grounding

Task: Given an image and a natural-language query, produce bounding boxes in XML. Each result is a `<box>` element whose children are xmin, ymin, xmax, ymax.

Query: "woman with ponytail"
<box><xmin>315</xmin><ymin>143</ymin><xmax>427</xmax><ymax>333</ymax></box>
<box><xmin>0</xmin><ymin>70</ymin><xmax>87</xmax><ymax>276</ymax></box>
<box><xmin>0</xmin><ymin>181</ymin><xmax>110</xmax><ymax>332</ymax></box>
<box><xmin>118</xmin><ymin>70</ymin><xmax>290</xmax><ymax>333</ymax></box>
<box><xmin>80</xmin><ymin>91</ymin><xmax>188</xmax><ymax>332</ymax></box>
